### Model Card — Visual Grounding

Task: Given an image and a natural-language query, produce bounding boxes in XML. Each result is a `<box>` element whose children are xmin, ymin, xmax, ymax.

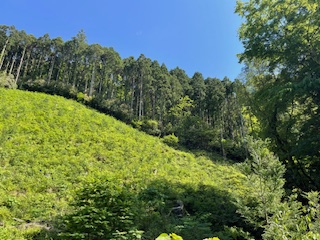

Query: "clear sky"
<box><xmin>1</xmin><ymin>0</ymin><xmax>244</xmax><ymax>80</ymax></box>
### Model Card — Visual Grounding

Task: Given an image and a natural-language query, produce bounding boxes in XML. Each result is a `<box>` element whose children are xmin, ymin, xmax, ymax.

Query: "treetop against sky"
<box><xmin>1</xmin><ymin>0</ymin><xmax>243</xmax><ymax>80</ymax></box>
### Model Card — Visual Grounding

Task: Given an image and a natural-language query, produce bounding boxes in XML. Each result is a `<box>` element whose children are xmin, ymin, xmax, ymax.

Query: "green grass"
<box><xmin>0</xmin><ymin>89</ymin><xmax>250</xmax><ymax>239</ymax></box>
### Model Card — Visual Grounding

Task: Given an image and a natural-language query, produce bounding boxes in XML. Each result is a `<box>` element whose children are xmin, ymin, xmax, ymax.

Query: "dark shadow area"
<box><xmin>33</xmin><ymin>179</ymin><xmax>254</xmax><ymax>240</ymax></box>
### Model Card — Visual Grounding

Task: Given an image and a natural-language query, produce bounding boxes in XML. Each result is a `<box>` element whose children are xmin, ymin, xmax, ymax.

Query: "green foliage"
<box><xmin>236</xmin><ymin>0</ymin><xmax>320</xmax><ymax>190</ymax></box>
<box><xmin>0</xmin><ymin>72</ymin><xmax>16</xmax><ymax>89</ymax></box>
<box><xmin>175</xmin><ymin>116</ymin><xmax>216</xmax><ymax>150</ymax></box>
<box><xmin>60</xmin><ymin>179</ymin><xmax>142</xmax><ymax>239</ymax></box>
<box><xmin>236</xmin><ymin>137</ymin><xmax>320</xmax><ymax>239</ymax></box>
<box><xmin>237</xmin><ymin>137</ymin><xmax>286</xmax><ymax>237</ymax></box>
<box><xmin>162</xmin><ymin>134</ymin><xmax>179</xmax><ymax>148</ymax></box>
<box><xmin>1</xmin><ymin>24</ymin><xmax>248</xmax><ymax>162</ymax></box>
<box><xmin>140</xmin><ymin>120</ymin><xmax>161</xmax><ymax>136</ymax></box>
<box><xmin>156</xmin><ymin>233</ymin><xmax>183</xmax><ymax>240</ymax></box>
<box><xmin>263</xmin><ymin>191</ymin><xmax>320</xmax><ymax>239</ymax></box>
<box><xmin>132</xmin><ymin>120</ymin><xmax>161</xmax><ymax>136</ymax></box>
<box><xmin>76</xmin><ymin>91</ymin><xmax>91</xmax><ymax>103</ymax></box>
<box><xmin>156</xmin><ymin>233</ymin><xmax>221</xmax><ymax>240</ymax></box>
<box><xmin>0</xmin><ymin>89</ymin><xmax>250</xmax><ymax>239</ymax></box>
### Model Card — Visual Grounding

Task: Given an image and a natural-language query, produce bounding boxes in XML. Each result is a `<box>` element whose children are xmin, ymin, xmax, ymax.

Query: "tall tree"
<box><xmin>47</xmin><ymin>37</ymin><xmax>64</xmax><ymax>83</ymax></box>
<box><xmin>136</xmin><ymin>54</ymin><xmax>151</xmax><ymax>120</ymax></box>
<box><xmin>189</xmin><ymin>72</ymin><xmax>206</xmax><ymax>118</ymax></box>
<box><xmin>88</xmin><ymin>44</ymin><xmax>103</xmax><ymax>97</ymax></box>
<box><xmin>0</xmin><ymin>25</ymin><xmax>15</xmax><ymax>70</ymax></box>
<box><xmin>236</xmin><ymin>0</ymin><xmax>320</xmax><ymax>189</ymax></box>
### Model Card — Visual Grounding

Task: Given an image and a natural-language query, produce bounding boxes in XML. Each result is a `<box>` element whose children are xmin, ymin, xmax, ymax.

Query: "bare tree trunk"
<box><xmin>130</xmin><ymin>77</ymin><xmax>135</xmax><ymax>117</ymax></box>
<box><xmin>110</xmin><ymin>74</ymin><xmax>115</xmax><ymax>99</ymax></box>
<box><xmin>89</xmin><ymin>61</ymin><xmax>95</xmax><ymax>97</ymax></box>
<box><xmin>23</xmin><ymin>51</ymin><xmax>31</xmax><ymax>78</ymax></box>
<box><xmin>138</xmin><ymin>74</ymin><xmax>143</xmax><ymax>120</ymax></box>
<box><xmin>84</xmin><ymin>77</ymin><xmax>88</xmax><ymax>94</ymax></box>
<box><xmin>220</xmin><ymin>113</ymin><xmax>226</xmax><ymax>160</ymax></box>
<box><xmin>29</xmin><ymin>58</ymin><xmax>36</xmax><ymax>78</ymax></box>
<box><xmin>0</xmin><ymin>38</ymin><xmax>9</xmax><ymax>70</ymax></box>
<box><xmin>72</xmin><ymin>63</ymin><xmax>77</xmax><ymax>87</ymax></box>
<box><xmin>47</xmin><ymin>55</ymin><xmax>55</xmax><ymax>84</ymax></box>
<box><xmin>9</xmin><ymin>53</ymin><xmax>17</xmax><ymax>76</ymax></box>
<box><xmin>98</xmin><ymin>79</ymin><xmax>102</xmax><ymax>94</ymax></box>
<box><xmin>4</xmin><ymin>59</ymin><xmax>10</xmax><ymax>73</ymax></box>
<box><xmin>15</xmin><ymin>46</ymin><xmax>26</xmax><ymax>83</ymax></box>
<box><xmin>62</xmin><ymin>62</ymin><xmax>69</xmax><ymax>85</ymax></box>
<box><xmin>152</xmin><ymin>91</ymin><xmax>156</xmax><ymax>119</ymax></box>
<box><xmin>56</xmin><ymin>61</ymin><xmax>63</xmax><ymax>81</ymax></box>
<box><xmin>36</xmin><ymin>54</ymin><xmax>43</xmax><ymax>71</ymax></box>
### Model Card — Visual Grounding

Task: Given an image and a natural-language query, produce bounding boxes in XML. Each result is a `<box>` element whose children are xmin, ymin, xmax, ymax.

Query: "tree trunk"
<box><xmin>72</xmin><ymin>63</ymin><xmax>77</xmax><ymax>87</ymax></box>
<box><xmin>0</xmin><ymin>38</ymin><xmax>9</xmax><ymax>70</ymax></box>
<box><xmin>89</xmin><ymin>61</ymin><xmax>95</xmax><ymax>97</ymax></box>
<box><xmin>29</xmin><ymin>57</ymin><xmax>36</xmax><ymax>79</ymax></box>
<box><xmin>220</xmin><ymin>113</ymin><xmax>226</xmax><ymax>160</ymax></box>
<box><xmin>4</xmin><ymin>59</ymin><xmax>10</xmax><ymax>73</ymax></box>
<box><xmin>98</xmin><ymin>78</ymin><xmax>102</xmax><ymax>94</ymax></box>
<box><xmin>35</xmin><ymin>54</ymin><xmax>43</xmax><ymax>78</ymax></box>
<box><xmin>138</xmin><ymin>74</ymin><xmax>143</xmax><ymax>120</ymax></box>
<box><xmin>130</xmin><ymin>77</ymin><xmax>135</xmax><ymax>118</ymax></box>
<box><xmin>15</xmin><ymin>46</ymin><xmax>27</xmax><ymax>83</ymax></box>
<box><xmin>23</xmin><ymin>51</ymin><xmax>31</xmax><ymax>78</ymax></box>
<box><xmin>47</xmin><ymin>55</ymin><xmax>55</xmax><ymax>84</ymax></box>
<box><xmin>56</xmin><ymin>61</ymin><xmax>63</xmax><ymax>81</ymax></box>
<box><xmin>9</xmin><ymin>53</ymin><xmax>17</xmax><ymax>76</ymax></box>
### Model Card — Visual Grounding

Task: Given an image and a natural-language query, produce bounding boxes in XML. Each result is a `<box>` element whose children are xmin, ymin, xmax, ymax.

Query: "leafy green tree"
<box><xmin>236</xmin><ymin>0</ymin><xmax>320</xmax><ymax>190</ymax></box>
<box><xmin>263</xmin><ymin>191</ymin><xmax>320</xmax><ymax>239</ymax></box>
<box><xmin>60</xmin><ymin>180</ymin><xmax>143</xmax><ymax>240</ymax></box>
<box><xmin>168</xmin><ymin>96</ymin><xmax>194</xmax><ymax>129</ymax></box>
<box><xmin>237</xmin><ymin>137</ymin><xmax>285</xmax><ymax>238</ymax></box>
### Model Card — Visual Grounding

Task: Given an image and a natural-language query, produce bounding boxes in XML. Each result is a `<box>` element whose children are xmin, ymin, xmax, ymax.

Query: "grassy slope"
<box><xmin>0</xmin><ymin>89</ymin><xmax>249</xmax><ymax>238</ymax></box>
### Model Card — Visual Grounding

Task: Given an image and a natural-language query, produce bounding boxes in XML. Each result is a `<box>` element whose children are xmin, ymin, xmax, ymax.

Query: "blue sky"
<box><xmin>1</xmin><ymin>0</ymin><xmax>244</xmax><ymax>80</ymax></box>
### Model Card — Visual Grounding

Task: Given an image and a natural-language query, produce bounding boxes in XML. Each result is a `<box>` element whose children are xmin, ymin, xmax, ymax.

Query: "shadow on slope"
<box><xmin>34</xmin><ymin>179</ymin><xmax>251</xmax><ymax>240</ymax></box>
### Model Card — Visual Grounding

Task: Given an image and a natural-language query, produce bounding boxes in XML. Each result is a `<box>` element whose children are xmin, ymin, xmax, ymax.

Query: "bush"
<box><xmin>162</xmin><ymin>134</ymin><xmax>179</xmax><ymax>148</ymax></box>
<box><xmin>132</xmin><ymin>120</ymin><xmax>161</xmax><ymax>136</ymax></box>
<box><xmin>60</xmin><ymin>180</ymin><xmax>143</xmax><ymax>239</ymax></box>
<box><xmin>0</xmin><ymin>72</ymin><xmax>17</xmax><ymax>89</ymax></box>
<box><xmin>76</xmin><ymin>92</ymin><xmax>92</xmax><ymax>103</ymax></box>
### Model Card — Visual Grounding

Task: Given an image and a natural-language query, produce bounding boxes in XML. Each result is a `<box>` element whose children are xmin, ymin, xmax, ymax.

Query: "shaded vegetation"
<box><xmin>0</xmin><ymin>89</ymin><xmax>251</xmax><ymax>239</ymax></box>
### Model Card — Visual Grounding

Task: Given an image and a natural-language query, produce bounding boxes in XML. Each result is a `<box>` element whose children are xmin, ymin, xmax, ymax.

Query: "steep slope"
<box><xmin>0</xmin><ymin>89</ymin><xmax>249</xmax><ymax>239</ymax></box>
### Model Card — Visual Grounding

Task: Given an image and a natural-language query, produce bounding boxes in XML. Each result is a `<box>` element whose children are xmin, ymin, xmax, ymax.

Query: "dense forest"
<box><xmin>0</xmin><ymin>25</ymin><xmax>247</xmax><ymax>162</ymax></box>
<box><xmin>0</xmin><ymin>0</ymin><xmax>320</xmax><ymax>239</ymax></box>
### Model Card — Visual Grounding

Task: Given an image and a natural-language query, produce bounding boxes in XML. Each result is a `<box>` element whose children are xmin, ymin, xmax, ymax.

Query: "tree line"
<box><xmin>1</xmin><ymin>0</ymin><xmax>319</xmax><ymax>193</ymax></box>
<box><xmin>0</xmin><ymin>24</ymin><xmax>247</xmax><ymax>161</ymax></box>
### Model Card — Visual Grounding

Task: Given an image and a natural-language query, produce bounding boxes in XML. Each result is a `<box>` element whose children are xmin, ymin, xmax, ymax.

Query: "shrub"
<box><xmin>60</xmin><ymin>180</ymin><xmax>143</xmax><ymax>239</ymax></box>
<box><xmin>0</xmin><ymin>72</ymin><xmax>17</xmax><ymax>89</ymax></box>
<box><xmin>162</xmin><ymin>134</ymin><xmax>179</xmax><ymax>148</ymax></box>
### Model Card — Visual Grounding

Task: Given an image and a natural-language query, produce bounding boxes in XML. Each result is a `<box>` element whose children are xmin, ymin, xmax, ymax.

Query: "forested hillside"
<box><xmin>0</xmin><ymin>89</ymin><xmax>252</xmax><ymax>239</ymax></box>
<box><xmin>0</xmin><ymin>24</ymin><xmax>247</xmax><ymax>163</ymax></box>
<box><xmin>0</xmin><ymin>0</ymin><xmax>320</xmax><ymax>239</ymax></box>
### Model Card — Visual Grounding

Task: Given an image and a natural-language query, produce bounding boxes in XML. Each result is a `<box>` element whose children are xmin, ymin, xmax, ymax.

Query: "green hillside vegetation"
<box><xmin>0</xmin><ymin>89</ymin><xmax>251</xmax><ymax>239</ymax></box>
<box><xmin>1</xmin><ymin>1</ymin><xmax>320</xmax><ymax>238</ymax></box>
